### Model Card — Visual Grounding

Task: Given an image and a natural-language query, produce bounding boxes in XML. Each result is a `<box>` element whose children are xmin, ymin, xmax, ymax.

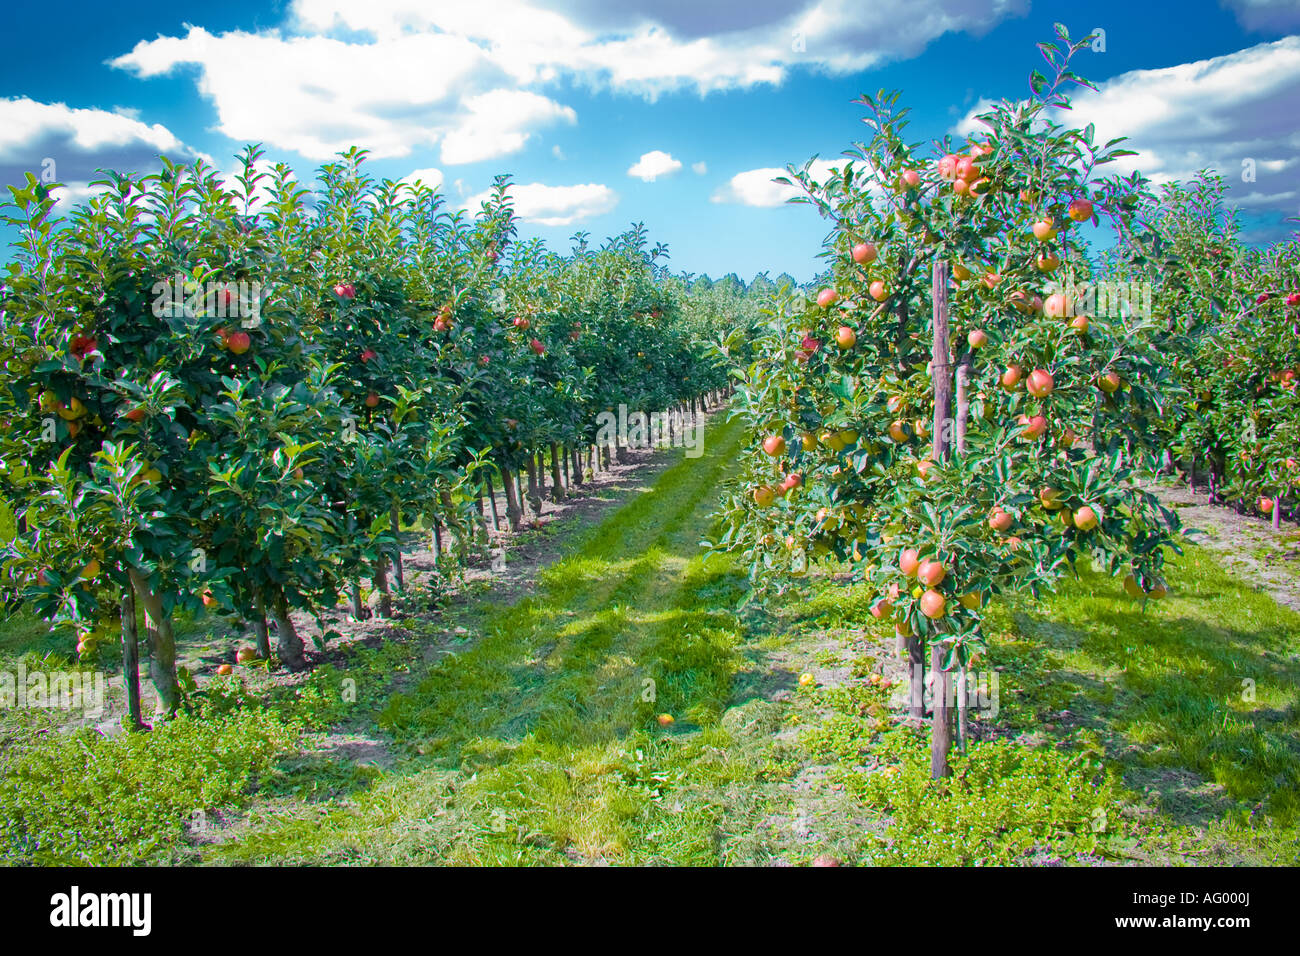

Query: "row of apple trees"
<box><xmin>1098</xmin><ymin>170</ymin><xmax>1300</xmax><ymax>523</ymax></box>
<box><xmin>0</xmin><ymin>146</ymin><xmax>733</xmax><ymax>719</ymax></box>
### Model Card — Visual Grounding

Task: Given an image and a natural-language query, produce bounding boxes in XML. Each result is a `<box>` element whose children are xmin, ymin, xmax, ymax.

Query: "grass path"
<box><xmin>214</xmin><ymin>411</ymin><xmax>779</xmax><ymax>864</ymax></box>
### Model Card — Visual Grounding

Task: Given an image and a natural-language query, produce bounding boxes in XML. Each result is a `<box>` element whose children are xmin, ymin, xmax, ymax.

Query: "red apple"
<box><xmin>899</xmin><ymin>548</ymin><xmax>920</xmax><ymax>577</ymax></box>
<box><xmin>1020</xmin><ymin>414</ymin><xmax>1048</xmax><ymax>440</ymax></box>
<box><xmin>918</xmin><ymin>558</ymin><xmax>946</xmax><ymax>587</ymax></box>
<box><xmin>919</xmin><ymin>590</ymin><xmax>947</xmax><ymax>619</ymax></box>
<box><xmin>851</xmin><ymin>243</ymin><xmax>877</xmax><ymax>264</ymax></box>
<box><xmin>988</xmin><ymin>508</ymin><xmax>1013</xmax><ymax>532</ymax></box>
<box><xmin>1026</xmin><ymin>369</ymin><xmax>1054</xmax><ymax>397</ymax></box>
<box><xmin>1097</xmin><ymin>371</ymin><xmax>1122</xmax><ymax>394</ymax></box>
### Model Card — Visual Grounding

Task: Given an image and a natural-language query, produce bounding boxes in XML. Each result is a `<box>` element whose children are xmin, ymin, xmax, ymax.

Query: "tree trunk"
<box><xmin>253</xmin><ymin>591</ymin><xmax>272</xmax><ymax>659</ymax></box>
<box><xmin>535</xmin><ymin>450</ymin><xmax>547</xmax><ymax>500</ymax></box>
<box><xmin>501</xmin><ymin>465</ymin><xmax>523</xmax><ymax>531</ymax></box>
<box><xmin>1274</xmin><ymin>496</ymin><xmax>1283</xmax><ymax>531</ymax></box>
<box><xmin>930</xmin><ymin>644</ymin><xmax>954</xmax><ymax>778</ymax></box>
<box><xmin>562</xmin><ymin>444</ymin><xmax>572</xmax><ymax>488</ymax></box>
<box><xmin>390</xmin><ymin>502</ymin><xmax>404</xmax><ymax>591</ymax></box>
<box><xmin>571</xmin><ymin>446</ymin><xmax>585</xmax><ymax>486</ymax></box>
<box><xmin>549</xmin><ymin>443</ymin><xmax>565</xmax><ymax>501</ymax></box>
<box><xmin>270</xmin><ymin>587</ymin><xmax>306</xmax><ymax>671</ymax></box>
<box><xmin>898</xmin><ymin>624</ymin><xmax>926</xmax><ymax>722</ymax></box>
<box><xmin>120</xmin><ymin>588</ymin><xmax>144</xmax><ymax>731</ymax></box>
<box><xmin>615</xmin><ymin>433</ymin><xmax>630</xmax><ymax>464</ymax></box>
<box><xmin>524</xmin><ymin>455</ymin><xmax>543</xmax><ymax>516</ymax></box>
<box><xmin>374</xmin><ymin>555</ymin><xmax>392</xmax><ymax>618</ymax></box>
<box><xmin>127</xmin><ymin>568</ymin><xmax>179</xmax><ymax>715</ymax></box>
<box><xmin>601</xmin><ymin>444</ymin><xmax>611</xmax><ymax>469</ymax></box>
<box><xmin>350</xmin><ymin>580</ymin><xmax>365</xmax><ymax>620</ymax></box>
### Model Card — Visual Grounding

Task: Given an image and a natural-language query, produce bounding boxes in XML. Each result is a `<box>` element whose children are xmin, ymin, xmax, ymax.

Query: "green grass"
<box><xmin>4</xmin><ymin>409</ymin><xmax>1299</xmax><ymax>865</ymax></box>
<box><xmin>0</xmin><ymin>698</ymin><xmax>299</xmax><ymax>865</ymax></box>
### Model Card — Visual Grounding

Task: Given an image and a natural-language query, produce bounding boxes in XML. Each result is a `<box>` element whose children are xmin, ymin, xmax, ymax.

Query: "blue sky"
<box><xmin>2</xmin><ymin>0</ymin><xmax>1298</xmax><ymax>282</ymax></box>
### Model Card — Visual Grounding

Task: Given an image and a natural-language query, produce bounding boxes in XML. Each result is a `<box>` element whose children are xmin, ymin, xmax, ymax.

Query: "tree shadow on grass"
<box><xmin>1003</xmin><ymin>594</ymin><xmax>1300</xmax><ymax>828</ymax></box>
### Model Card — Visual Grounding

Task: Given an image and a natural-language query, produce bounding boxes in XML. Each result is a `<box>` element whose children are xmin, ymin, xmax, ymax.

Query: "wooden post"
<box><xmin>120</xmin><ymin>588</ymin><xmax>143</xmax><ymax>731</ymax></box>
<box><xmin>930</xmin><ymin>260</ymin><xmax>955</xmax><ymax>778</ymax></box>
<box><xmin>931</xmin><ymin>260</ymin><xmax>954</xmax><ymax>464</ymax></box>
<box><xmin>955</xmin><ymin>352</ymin><xmax>972</xmax><ymax>456</ymax></box>
<box><xmin>484</xmin><ymin>474</ymin><xmax>501</xmax><ymax>531</ymax></box>
<box><xmin>374</xmin><ymin>555</ymin><xmax>392</xmax><ymax>618</ymax></box>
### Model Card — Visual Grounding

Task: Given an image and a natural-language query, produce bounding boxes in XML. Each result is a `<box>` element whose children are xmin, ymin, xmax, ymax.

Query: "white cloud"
<box><xmin>1221</xmin><ymin>0</ymin><xmax>1300</xmax><ymax>31</ymax></box>
<box><xmin>952</xmin><ymin>37</ymin><xmax>1300</xmax><ymax>220</ymax></box>
<box><xmin>692</xmin><ymin>161</ymin><xmax>707</xmax><ymax>175</ymax></box>
<box><xmin>627</xmin><ymin>149</ymin><xmax>682</xmax><ymax>182</ymax></box>
<box><xmin>0</xmin><ymin>97</ymin><xmax>208</xmax><ymax>201</ymax></box>
<box><xmin>464</xmin><ymin>181</ymin><xmax>618</xmax><ymax>226</ymax></box>
<box><xmin>398</xmin><ymin>166</ymin><xmax>444</xmax><ymax>191</ymax></box>
<box><xmin>105</xmin><ymin>1</ymin><xmax>1026</xmax><ymax>164</ymax></box>
<box><xmin>710</xmin><ymin>159</ymin><xmax>847</xmax><ymax>206</ymax></box>
<box><xmin>110</xmin><ymin>25</ymin><xmax>574</xmax><ymax>163</ymax></box>
<box><xmin>439</xmin><ymin>90</ymin><xmax>576</xmax><ymax>164</ymax></box>
<box><xmin>552</xmin><ymin>144</ymin><xmax>566</xmax><ymax>159</ymax></box>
